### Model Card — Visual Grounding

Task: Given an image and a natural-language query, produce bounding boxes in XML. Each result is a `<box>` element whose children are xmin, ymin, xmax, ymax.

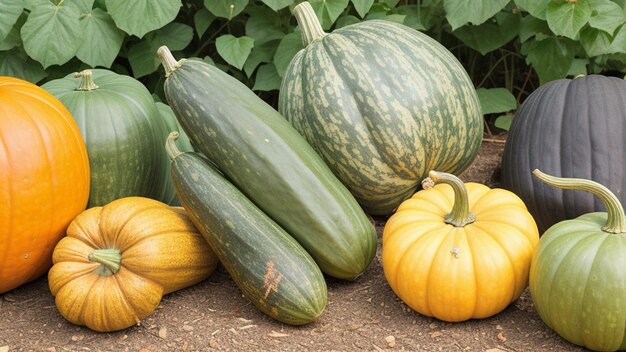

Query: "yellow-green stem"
<box><xmin>532</xmin><ymin>169</ymin><xmax>626</xmax><ymax>234</ymax></box>
<box><xmin>88</xmin><ymin>248</ymin><xmax>121</xmax><ymax>276</ymax></box>
<box><xmin>166</xmin><ymin>131</ymin><xmax>182</xmax><ymax>160</ymax></box>
<box><xmin>157</xmin><ymin>46</ymin><xmax>184</xmax><ymax>77</ymax></box>
<box><xmin>424</xmin><ymin>171</ymin><xmax>476</xmax><ymax>227</ymax></box>
<box><xmin>74</xmin><ymin>70</ymin><xmax>98</xmax><ymax>91</ymax></box>
<box><xmin>293</xmin><ymin>1</ymin><xmax>327</xmax><ymax>46</ymax></box>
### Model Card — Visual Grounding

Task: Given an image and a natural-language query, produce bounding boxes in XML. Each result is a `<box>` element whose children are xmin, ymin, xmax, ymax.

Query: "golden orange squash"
<box><xmin>382</xmin><ymin>171</ymin><xmax>539</xmax><ymax>322</ymax></box>
<box><xmin>0</xmin><ymin>76</ymin><xmax>90</xmax><ymax>294</ymax></box>
<box><xmin>48</xmin><ymin>197</ymin><xmax>219</xmax><ymax>332</ymax></box>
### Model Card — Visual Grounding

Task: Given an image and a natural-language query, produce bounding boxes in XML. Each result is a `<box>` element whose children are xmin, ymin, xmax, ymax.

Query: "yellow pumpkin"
<box><xmin>382</xmin><ymin>171</ymin><xmax>539</xmax><ymax>322</ymax></box>
<box><xmin>48</xmin><ymin>197</ymin><xmax>219</xmax><ymax>332</ymax></box>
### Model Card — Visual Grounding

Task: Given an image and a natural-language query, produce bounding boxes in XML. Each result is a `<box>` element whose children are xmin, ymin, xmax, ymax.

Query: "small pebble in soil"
<box><xmin>385</xmin><ymin>335</ymin><xmax>396</xmax><ymax>347</ymax></box>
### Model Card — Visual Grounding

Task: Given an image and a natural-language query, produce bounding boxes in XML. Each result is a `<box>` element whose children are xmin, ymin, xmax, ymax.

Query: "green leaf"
<box><xmin>75</xmin><ymin>0</ymin><xmax>94</xmax><ymax>13</ymax></box>
<box><xmin>443</xmin><ymin>0</ymin><xmax>509</xmax><ymax>29</ymax></box>
<box><xmin>609</xmin><ymin>23</ymin><xmax>626</xmax><ymax>53</ymax></box>
<box><xmin>105</xmin><ymin>0</ymin><xmax>182</xmax><ymax>38</ymax></box>
<box><xmin>580</xmin><ymin>26</ymin><xmax>614</xmax><ymax>56</ymax></box>
<box><xmin>20</xmin><ymin>2</ymin><xmax>83</xmax><ymax>68</ymax></box>
<box><xmin>382</xmin><ymin>0</ymin><xmax>400</xmax><ymax>8</ymax></box>
<box><xmin>76</xmin><ymin>8</ymin><xmax>124</xmax><ymax>68</ymax></box>
<box><xmin>335</xmin><ymin>14</ymin><xmax>361</xmax><ymax>28</ymax></box>
<box><xmin>588</xmin><ymin>0</ymin><xmax>626</xmax><ymax>34</ymax></box>
<box><xmin>243</xmin><ymin>40</ymin><xmax>279</xmax><ymax>77</ymax></box>
<box><xmin>453</xmin><ymin>13</ymin><xmax>520</xmax><ymax>55</ymax></box>
<box><xmin>494</xmin><ymin>114</ymin><xmax>513</xmax><ymax>131</ymax></box>
<box><xmin>0</xmin><ymin>47</ymin><xmax>47</xmax><ymax>83</ymax></box>
<box><xmin>252</xmin><ymin>63</ymin><xmax>281</xmax><ymax>91</ymax></box>
<box><xmin>384</xmin><ymin>14</ymin><xmax>406</xmax><ymax>23</ymax></box>
<box><xmin>546</xmin><ymin>0</ymin><xmax>592</xmax><ymax>39</ymax></box>
<box><xmin>514</xmin><ymin>0</ymin><xmax>549</xmax><ymax>20</ymax></box>
<box><xmin>215</xmin><ymin>34</ymin><xmax>254</xmax><ymax>70</ymax></box>
<box><xmin>523</xmin><ymin>37</ymin><xmax>576</xmax><ymax>84</ymax></box>
<box><xmin>309</xmin><ymin>0</ymin><xmax>350</xmax><ymax>29</ymax></box>
<box><xmin>127</xmin><ymin>23</ymin><xmax>194</xmax><ymax>77</ymax></box>
<box><xmin>352</xmin><ymin>0</ymin><xmax>374</xmax><ymax>18</ymax></box>
<box><xmin>0</xmin><ymin>12</ymin><xmax>26</xmax><ymax>51</ymax></box>
<box><xmin>0</xmin><ymin>0</ymin><xmax>23</xmax><ymax>41</ymax></box>
<box><xmin>476</xmin><ymin>88</ymin><xmax>516</xmax><ymax>115</ymax></box>
<box><xmin>204</xmin><ymin>0</ymin><xmax>248</xmax><ymax>19</ymax></box>
<box><xmin>567</xmin><ymin>57</ymin><xmax>589</xmax><ymax>76</ymax></box>
<box><xmin>23</xmin><ymin>0</ymin><xmax>49</xmax><ymax>11</ymax></box>
<box><xmin>261</xmin><ymin>0</ymin><xmax>293</xmax><ymax>11</ymax></box>
<box><xmin>274</xmin><ymin>30</ymin><xmax>303</xmax><ymax>76</ymax></box>
<box><xmin>519</xmin><ymin>15</ymin><xmax>551</xmax><ymax>43</ymax></box>
<box><xmin>194</xmin><ymin>8</ymin><xmax>215</xmax><ymax>38</ymax></box>
<box><xmin>246</xmin><ymin>6</ymin><xmax>285</xmax><ymax>46</ymax></box>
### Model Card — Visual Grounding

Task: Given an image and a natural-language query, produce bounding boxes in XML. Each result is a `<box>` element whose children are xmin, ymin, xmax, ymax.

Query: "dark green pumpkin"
<box><xmin>157</xmin><ymin>46</ymin><xmax>376</xmax><ymax>281</ymax></box>
<box><xmin>278</xmin><ymin>2</ymin><xmax>483</xmax><ymax>215</ymax></box>
<box><xmin>166</xmin><ymin>133</ymin><xmax>327</xmax><ymax>325</ymax></box>
<box><xmin>530</xmin><ymin>170</ymin><xmax>626</xmax><ymax>351</ymax></box>
<box><xmin>501</xmin><ymin>75</ymin><xmax>626</xmax><ymax>232</ymax></box>
<box><xmin>42</xmin><ymin>69</ymin><xmax>171</xmax><ymax>207</ymax></box>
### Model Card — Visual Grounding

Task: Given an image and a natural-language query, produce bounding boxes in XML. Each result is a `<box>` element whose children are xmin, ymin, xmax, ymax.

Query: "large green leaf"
<box><xmin>476</xmin><ymin>88</ymin><xmax>516</xmax><ymax>115</ymax></box>
<box><xmin>453</xmin><ymin>12</ymin><xmax>520</xmax><ymax>55</ymax></box>
<box><xmin>194</xmin><ymin>8</ymin><xmax>215</xmax><ymax>38</ymax></box>
<box><xmin>204</xmin><ymin>0</ymin><xmax>248</xmax><ymax>19</ymax></box>
<box><xmin>514</xmin><ymin>0</ymin><xmax>549</xmax><ymax>20</ymax></box>
<box><xmin>546</xmin><ymin>0</ymin><xmax>592</xmax><ymax>39</ymax></box>
<box><xmin>105</xmin><ymin>0</ymin><xmax>182</xmax><ymax>38</ymax></box>
<box><xmin>519</xmin><ymin>15</ymin><xmax>551</xmax><ymax>42</ymax></box>
<box><xmin>274</xmin><ymin>31</ymin><xmax>303</xmax><ymax>76</ymax></box>
<box><xmin>608</xmin><ymin>23</ymin><xmax>626</xmax><ymax>53</ymax></box>
<box><xmin>308</xmin><ymin>0</ymin><xmax>350</xmax><ymax>29</ymax></box>
<box><xmin>127</xmin><ymin>23</ymin><xmax>194</xmax><ymax>78</ymax></box>
<box><xmin>352</xmin><ymin>0</ymin><xmax>374</xmax><ymax>18</ymax></box>
<box><xmin>0</xmin><ymin>0</ymin><xmax>22</xmax><ymax>41</ymax></box>
<box><xmin>0</xmin><ymin>47</ymin><xmax>47</xmax><ymax>83</ymax></box>
<box><xmin>252</xmin><ymin>63</ymin><xmax>281</xmax><ymax>91</ymax></box>
<box><xmin>0</xmin><ymin>12</ymin><xmax>25</xmax><ymax>51</ymax></box>
<box><xmin>20</xmin><ymin>2</ymin><xmax>83</xmax><ymax>68</ymax></box>
<box><xmin>261</xmin><ymin>0</ymin><xmax>293</xmax><ymax>11</ymax></box>
<box><xmin>243</xmin><ymin>40</ymin><xmax>279</xmax><ymax>77</ymax></box>
<box><xmin>580</xmin><ymin>26</ymin><xmax>614</xmax><ymax>56</ymax></box>
<box><xmin>246</xmin><ymin>6</ymin><xmax>285</xmax><ymax>46</ymax></box>
<box><xmin>75</xmin><ymin>0</ymin><xmax>94</xmax><ymax>13</ymax></box>
<box><xmin>443</xmin><ymin>0</ymin><xmax>509</xmax><ymax>29</ymax></box>
<box><xmin>523</xmin><ymin>37</ymin><xmax>576</xmax><ymax>84</ymax></box>
<box><xmin>76</xmin><ymin>8</ymin><xmax>125</xmax><ymax>68</ymax></box>
<box><xmin>215</xmin><ymin>34</ymin><xmax>254</xmax><ymax>70</ymax></box>
<box><xmin>588</xmin><ymin>0</ymin><xmax>626</xmax><ymax>34</ymax></box>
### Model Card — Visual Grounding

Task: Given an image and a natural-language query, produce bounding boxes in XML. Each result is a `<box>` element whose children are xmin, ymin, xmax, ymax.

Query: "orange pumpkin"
<box><xmin>382</xmin><ymin>171</ymin><xmax>539</xmax><ymax>322</ymax></box>
<box><xmin>48</xmin><ymin>197</ymin><xmax>219</xmax><ymax>332</ymax></box>
<box><xmin>0</xmin><ymin>76</ymin><xmax>90</xmax><ymax>293</ymax></box>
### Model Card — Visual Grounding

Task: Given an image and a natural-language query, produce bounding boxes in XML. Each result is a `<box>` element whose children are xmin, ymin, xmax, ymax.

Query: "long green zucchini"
<box><xmin>166</xmin><ymin>132</ymin><xmax>327</xmax><ymax>325</ymax></box>
<box><xmin>157</xmin><ymin>46</ymin><xmax>376</xmax><ymax>280</ymax></box>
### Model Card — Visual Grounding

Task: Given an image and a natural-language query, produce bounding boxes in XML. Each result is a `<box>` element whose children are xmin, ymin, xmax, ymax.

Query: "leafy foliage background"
<box><xmin>1</xmin><ymin>0</ymin><xmax>625</xmax><ymax>129</ymax></box>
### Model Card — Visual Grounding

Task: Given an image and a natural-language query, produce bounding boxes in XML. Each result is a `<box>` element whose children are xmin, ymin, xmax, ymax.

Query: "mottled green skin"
<box><xmin>530</xmin><ymin>213</ymin><xmax>626</xmax><ymax>351</ymax></box>
<box><xmin>155</xmin><ymin>102</ymin><xmax>194</xmax><ymax>206</ymax></box>
<box><xmin>171</xmin><ymin>151</ymin><xmax>327</xmax><ymax>325</ymax></box>
<box><xmin>42</xmin><ymin>69</ymin><xmax>168</xmax><ymax>207</ymax></box>
<box><xmin>163</xmin><ymin>59</ymin><xmax>377</xmax><ymax>280</ymax></box>
<box><xmin>279</xmin><ymin>20</ymin><xmax>483</xmax><ymax>215</ymax></box>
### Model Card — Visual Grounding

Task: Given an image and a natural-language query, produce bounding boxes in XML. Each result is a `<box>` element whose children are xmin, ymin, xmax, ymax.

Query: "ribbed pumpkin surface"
<box><xmin>279</xmin><ymin>4</ymin><xmax>483</xmax><ymax>215</ymax></box>
<box><xmin>0</xmin><ymin>77</ymin><xmax>90</xmax><ymax>293</ymax></box>
<box><xmin>501</xmin><ymin>75</ymin><xmax>626</xmax><ymax>232</ymax></box>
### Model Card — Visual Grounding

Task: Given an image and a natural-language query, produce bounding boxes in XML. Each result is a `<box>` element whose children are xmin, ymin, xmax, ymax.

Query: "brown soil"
<box><xmin>0</xmin><ymin>138</ymin><xmax>586</xmax><ymax>352</ymax></box>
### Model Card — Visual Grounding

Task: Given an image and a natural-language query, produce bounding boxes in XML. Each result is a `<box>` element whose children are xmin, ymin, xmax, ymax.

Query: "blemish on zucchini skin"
<box><xmin>263</xmin><ymin>260</ymin><xmax>283</xmax><ymax>300</ymax></box>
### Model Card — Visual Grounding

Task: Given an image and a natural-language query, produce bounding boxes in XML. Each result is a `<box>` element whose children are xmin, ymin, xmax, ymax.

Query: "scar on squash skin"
<box><xmin>263</xmin><ymin>260</ymin><xmax>283</xmax><ymax>300</ymax></box>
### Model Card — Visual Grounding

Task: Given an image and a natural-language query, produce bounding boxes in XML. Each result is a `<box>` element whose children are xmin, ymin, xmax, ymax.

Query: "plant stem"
<box><xmin>88</xmin><ymin>248</ymin><xmax>122</xmax><ymax>276</ymax></box>
<box><xmin>423</xmin><ymin>171</ymin><xmax>476</xmax><ymax>227</ymax></box>
<box><xmin>532</xmin><ymin>169</ymin><xmax>626</xmax><ymax>234</ymax></box>
<box><xmin>157</xmin><ymin>46</ymin><xmax>183</xmax><ymax>77</ymax></box>
<box><xmin>73</xmin><ymin>70</ymin><xmax>98</xmax><ymax>91</ymax></box>
<box><xmin>166</xmin><ymin>131</ymin><xmax>182</xmax><ymax>160</ymax></box>
<box><xmin>293</xmin><ymin>1</ymin><xmax>327</xmax><ymax>46</ymax></box>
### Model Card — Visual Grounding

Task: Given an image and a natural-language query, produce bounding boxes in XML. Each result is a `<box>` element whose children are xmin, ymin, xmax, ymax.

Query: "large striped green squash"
<box><xmin>279</xmin><ymin>2</ymin><xmax>483</xmax><ymax>215</ymax></box>
<box><xmin>157</xmin><ymin>46</ymin><xmax>376</xmax><ymax>281</ymax></box>
<box><xmin>42</xmin><ymin>69</ymin><xmax>172</xmax><ymax>207</ymax></box>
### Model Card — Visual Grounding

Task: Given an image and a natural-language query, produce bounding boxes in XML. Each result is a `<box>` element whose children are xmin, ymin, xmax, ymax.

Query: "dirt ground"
<box><xmin>0</xmin><ymin>137</ymin><xmax>587</xmax><ymax>352</ymax></box>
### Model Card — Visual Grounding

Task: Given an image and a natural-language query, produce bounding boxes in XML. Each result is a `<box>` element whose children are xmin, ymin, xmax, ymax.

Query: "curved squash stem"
<box><xmin>532</xmin><ymin>169</ymin><xmax>626</xmax><ymax>234</ymax></box>
<box><xmin>157</xmin><ymin>46</ymin><xmax>184</xmax><ymax>77</ymax></box>
<box><xmin>166</xmin><ymin>131</ymin><xmax>182</xmax><ymax>160</ymax></box>
<box><xmin>74</xmin><ymin>69</ymin><xmax>98</xmax><ymax>91</ymax></box>
<box><xmin>293</xmin><ymin>1</ymin><xmax>327</xmax><ymax>46</ymax></box>
<box><xmin>424</xmin><ymin>171</ymin><xmax>476</xmax><ymax>227</ymax></box>
<box><xmin>88</xmin><ymin>248</ymin><xmax>122</xmax><ymax>276</ymax></box>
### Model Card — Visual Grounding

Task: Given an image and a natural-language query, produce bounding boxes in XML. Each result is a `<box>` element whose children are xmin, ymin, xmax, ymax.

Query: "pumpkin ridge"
<box><xmin>424</xmin><ymin>225</ymin><xmax>457</xmax><ymax>317</ymax></box>
<box><xmin>111</xmin><ymin>270</ymin><xmax>144</xmax><ymax>326</ymax></box>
